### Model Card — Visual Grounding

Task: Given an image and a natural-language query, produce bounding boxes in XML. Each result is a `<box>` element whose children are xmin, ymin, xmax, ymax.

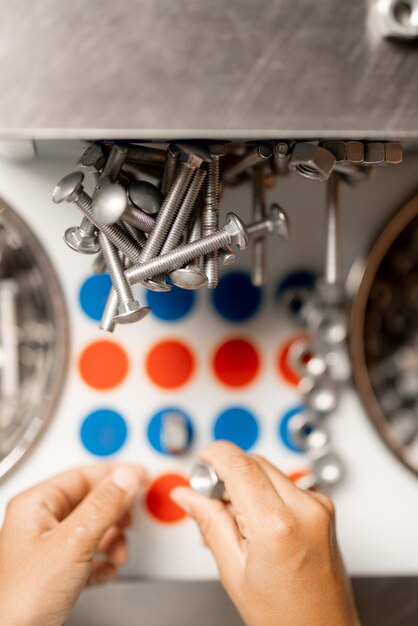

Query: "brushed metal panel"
<box><xmin>0</xmin><ymin>1</ymin><xmax>418</xmax><ymax>139</ymax></box>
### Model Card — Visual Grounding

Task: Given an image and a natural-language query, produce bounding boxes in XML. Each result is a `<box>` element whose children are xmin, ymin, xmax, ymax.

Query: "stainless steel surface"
<box><xmin>202</xmin><ymin>145</ymin><xmax>223</xmax><ymax>289</ymax></box>
<box><xmin>0</xmin><ymin>199</ymin><xmax>69</xmax><ymax>479</ymax></box>
<box><xmin>128</xmin><ymin>181</ymin><xmax>164</xmax><ymax>216</ymax></box>
<box><xmin>67</xmin><ymin>579</ymin><xmax>418</xmax><ymax>626</ymax></box>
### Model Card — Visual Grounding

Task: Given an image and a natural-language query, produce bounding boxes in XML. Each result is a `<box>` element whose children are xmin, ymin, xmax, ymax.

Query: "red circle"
<box><xmin>213</xmin><ymin>338</ymin><xmax>260</xmax><ymax>388</ymax></box>
<box><xmin>79</xmin><ymin>340</ymin><xmax>129</xmax><ymax>390</ymax></box>
<box><xmin>288</xmin><ymin>469</ymin><xmax>310</xmax><ymax>483</ymax></box>
<box><xmin>145</xmin><ymin>473</ymin><xmax>190</xmax><ymax>524</ymax></box>
<box><xmin>145</xmin><ymin>339</ymin><xmax>195</xmax><ymax>389</ymax></box>
<box><xmin>277</xmin><ymin>333</ymin><xmax>311</xmax><ymax>387</ymax></box>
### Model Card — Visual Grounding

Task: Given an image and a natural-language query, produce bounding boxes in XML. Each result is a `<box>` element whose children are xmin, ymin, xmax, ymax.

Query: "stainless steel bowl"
<box><xmin>350</xmin><ymin>194</ymin><xmax>418</xmax><ymax>475</ymax></box>
<box><xmin>0</xmin><ymin>198</ymin><xmax>69</xmax><ymax>479</ymax></box>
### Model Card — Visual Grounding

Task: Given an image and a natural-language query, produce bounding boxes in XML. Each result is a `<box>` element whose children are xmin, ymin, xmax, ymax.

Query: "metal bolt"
<box><xmin>223</xmin><ymin>144</ymin><xmax>273</xmax><ymax>184</ymax></box>
<box><xmin>63</xmin><ymin>223</ymin><xmax>100</xmax><ymax>254</ymax></box>
<box><xmin>203</xmin><ymin>144</ymin><xmax>225</xmax><ymax>288</ymax></box>
<box><xmin>100</xmin><ymin>212</ymin><xmax>248</xmax><ymax>330</ymax></box>
<box><xmin>219</xmin><ymin>244</ymin><xmax>236</xmax><ymax>266</ymax></box>
<box><xmin>251</xmin><ymin>163</ymin><xmax>267</xmax><ymax>287</ymax></box>
<box><xmin>92</xmin><ymin>183</ymin><xmax>128</xmax><ymax>224</ymax></box>
<box><xmin>125</xmin><ymin>144</ymin><xmax>166</xmax><ymax>167</ymax></box>
<box><xmin>128</xmin><ymin>181</ymin><xmax>164</xmax><ymax>216</ymax></box>
<box><xmin>160</xmin><ymin>412</ymin><xmax>191</xmax><ymax>454</ymax></box>
<box><xmin>93</xmin><ymin>144</ymin><xmax>128</xmax><ymax>196</ymax></box>
<box><xmin>169</xmin><ymin>207</ymin><xmax>208</xmax><ymax>290</ymax></box>
<box><xmin>99</xmin><ymin>233</ymin><xmax>149</xmax><ymax>324</ymax></box>
<box><xmin>52</xmin><ymin>172</ymin><xmax>142</xmax><ymax>264</ymax></box>
<box><xmin>324</xmin><ymin>173</ymin><xmax>341</xmax><ymax>299</ymax></box>
<box><xmin>246</xmin><ymin>203</ymin><xmax>290</xmax><ymax>240</ymax></box>
<box><xmin>81</xmin><ymin>143</ymin><xmax>108</xmax><ymax>170</ymax></box>
<box><xmin>161</xmin><ymin>144</ymin><xmax>180</xmax><ymax>195</ymax></box>
<box><xmin>190</xmin><ymin>461</ymin><xmax>226</xmax><ymax>500</ymax></box>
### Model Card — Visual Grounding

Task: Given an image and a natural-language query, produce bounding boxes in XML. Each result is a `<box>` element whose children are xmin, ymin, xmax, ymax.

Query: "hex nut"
<box><xmin>375</xmin><ymin>0</ymin><xmax>418</xmax><ymax>41</ymax></box>
<box><xmin>289</xmin><ymin>143</ymin><xmax>336</xmax><ymax>182</ymax></box>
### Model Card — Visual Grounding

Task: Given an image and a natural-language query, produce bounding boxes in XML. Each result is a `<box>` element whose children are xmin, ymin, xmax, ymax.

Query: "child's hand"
<box><xmin>0</xmin><ymin>464</ymin><xmax>146</xmax><ymax>626</ymax></box>
<box><xmin>171</xmin><ymin>441</ymin><xmax>360</xmax><ymax>626</ymax></box>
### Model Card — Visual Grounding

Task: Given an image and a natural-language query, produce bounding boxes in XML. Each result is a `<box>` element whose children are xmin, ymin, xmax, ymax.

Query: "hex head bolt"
<box><xmin>203</xmin><ymin>144</ymin><xmax>225</xmax><ymax>288</ymax></box>
<box><xmin>81</xmin><ymin>143</ymin><xmax>108</xmax><ymax>170</ymax></box>
<box><xmin>128</xmin><ymin>181</ymin><xmax>164</xmax><ymax>216</ymax></box>
<box><xmin>223</xmin><ymin>144</ymin><xmax>273</xmax><ymax>185</ymax></box>
<box><xmin>161</xmin><ymin>144</ymin><xmax>181</xmax><ymax>195</ymax></box>
<box><xmin>92</xmin><ymin>183</ymin><xmax>156</xmax><ymax>234</ymax></box>
<box><xmin>93</xmin><ymin>143</ymin><xmax>128</xmax><ymax>196</ymax></box>
<box><xmin>52</xmin><ymin>172</ymin><xmax>142</xmax><ymax>264</ymax></box>
<box><xmin>100</xmin><ymin>212</ymin><xmax>248</xmax><ymax>331</ymax></box>
<box><xmin>99</xmin><ymin>233</ymin><xmax>149</xmax><ymax>324</ymax></box>
<box><xmin>246</xmin><ymin>203</ymin><xmax>290</xmax><ymax>241</ymax></box>
<box><xmin>138</xmin><ymin>162</ymin><xmax>195</xmax><ymax>291</ymax></box>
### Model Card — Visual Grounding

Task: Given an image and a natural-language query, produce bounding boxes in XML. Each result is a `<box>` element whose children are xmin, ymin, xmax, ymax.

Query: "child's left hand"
<box><xmin>0</xmin><ymin>463</ymin><xmax>147</xmax><ymax>626</ymax></box>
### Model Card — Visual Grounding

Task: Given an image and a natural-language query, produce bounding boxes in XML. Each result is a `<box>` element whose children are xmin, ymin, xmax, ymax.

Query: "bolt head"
<box><xmin>128</xmin><ymin>181</ymin><xmax>163</xmax><ymax>215</ymax></box>
<box><xmin>289</xmin><ymin>143</ymin><xmax>336</xmax><ymax>182</ymax></box>
<box><xmin>81</xmin><ymin>143</ymin><xmax>107</xmax><ymax>170</ymax></box>
<box><xmin>190</xmin><ymin>461</ymin><xmax>225</xmax><ymax>499</ymax></box>
<box><xmin>220</xmin><ymin>246</ymin><xmax>236</xmax><ymax>266</ymax></box>
<box><xmin>52</xmin><ymin>171</ymin><xmax>84</xmax><ymax>203</ymax></box>
<box><xmin>141</xmin><ymin>276</ymin><xmax>172</xmax><ymax>292</ymax></box>
<box><xmin>169</xmin><ymin>266</ymin><xmax>209</xmax><ymax>290</ymax></box>
<box><xmin>225</xmin><ymin>213</ymin><xmax>249</xmax><ymax>250</ymax></box>
<box><xmin>63</xmin><ymin>226</ymin><xmax>100</xmax><ymax>254</ymax></box>
<box><xmin>208</xmin><ymin>143</ymin><xmax>227</xmax><ymax>157</ymax></box>
<box><xmin>269</xmin><ymin>203</ymin><xmax>291</xmax><ymax>240</ymax></box>
<box><xmin>176</xmin><ymin>142</ymin><xmax>211</xmax><ymax>167</ymax></box>
<box><xmin>114</xmin><ymin>301</ymin><xmax>150</xmax><ymax>324</ymax></box>
<box><xmin>92</xmin><ymin>183</ymin><xmax>127</xmax><ymax>225</ymax></box>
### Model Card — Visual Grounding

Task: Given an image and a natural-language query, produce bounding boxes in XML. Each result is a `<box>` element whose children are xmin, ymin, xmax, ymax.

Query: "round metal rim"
<box><xmin>0</xmin><ymin>198</ymin><xmax>70</xmax><ymax>481</ymax></box>
<box><xmin>349</xmin><ymin>193</ymin><xmax>418</xmax><ymax>476</ymax></box>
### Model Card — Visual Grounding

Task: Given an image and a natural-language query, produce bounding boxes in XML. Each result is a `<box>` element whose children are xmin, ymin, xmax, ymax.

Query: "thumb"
<box><xmin>171</xmin><ymin>487</ymin><xmax>243</xmax><ymax>579</ymax></box>
<box><xmin>62</xmin><ymin>466</ymin><xmax>143</xmax><ymax>558</ymax></box>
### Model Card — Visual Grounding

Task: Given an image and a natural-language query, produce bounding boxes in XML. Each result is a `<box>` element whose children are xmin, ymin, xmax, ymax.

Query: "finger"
<box><xmin>98</xmin><ymin>527</ymin><xmax>128</xmax><ymax>565</ymax></box>
<box><xmin>87</xmin><ymin>560</ymin><xmax>117</xmax><ymax>586</ymax></box>
<box><xmin>308</xmin><ymin>490</ymin><xmax>336</xmax><ymax>518</ymax></box>
<box><xmin>199</xmin><ymin>442</ymin><xmax>285</xmax><ymax>538</ymax></box>
<box><xmin>7</xmin><ymin>464</ymin><xmax>147</xmax><ymax>531</ymax></box>
<box><xmin>61</xmin><ymin>466</ymin><xmax>143</xmax><ymax>559</ymax></box>
<box><xmin>251</xmin><ymin>455</ymin><xmax>304</xmax><ymax>504</ymax></box>
<box><xmin>171</xmin><ymin>486</ymin><xmax>243</xmax><ymax>581</ymax></box>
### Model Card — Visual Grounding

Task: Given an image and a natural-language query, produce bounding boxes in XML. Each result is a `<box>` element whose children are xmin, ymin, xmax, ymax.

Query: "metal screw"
<box><xmin>125</xmin><ymin>144</ymin><xmax>166</xmax><ymax>167</ymax></box>
<box><xmin>251</xmin><ymin>163</ymin><xmax>267</xmax><ymax>286</ymax></box>
<box><xmin>246</xmin><ymin>203</ymin><xmax>290</xmax><ymax>240</ymax></box>
<box><xmin>219</xmin><ymin>244</ymin><xmax>236</xmax><ymax>266</ymax></box>
<box><xmin>161</xmin><ymin>144</ymin><xmax>180</xmax><ymax>195</ymax></box>
<box><xmin>169</xmin><ymin>207</ymin><xmax>208</xmax><ymax>290</ymax></box>
<box><xmin>93</xmin><ymin>144</ymin><xmax>128</xmax><ymax>195</ymax></box>
<box><xmin>52</xmin><ymin>172</ymin><xmax>142</xmax><ymax>264</ymax></box>
<box><xmin>203</xmin><ymin>144</ymin><xmax>225</xmax><ymax>288</ymax></box>
<box><xmin>190</xmin><ymin>461</ymin><xmax>226</xmax><ymax>500</ymax></box>
<box><xmin>100</xmin><ymin>212</ymin><xmax>248</xmax><ymax>330</ymax></box>
<box><xmin>81</xmin><ymin>143</ymin><xmax>108</xmax><ymax>170</ymax></box>
<box><xmin>223</xmin><ymin>144</ymin><xmax>273</xmax><ymax>184</ymax></box>
<box><xmin>128</xmin><ymin>181</ymin><xmax>164</xmax><ymax>216</ymax></box>
<box><xmin>99</xmin><ymin>233</ymin><xmax>149</xmax><ymax>324</ymax></box>
<box><xmin>64</xmin><ymin>223</ymin><xmax>100</xmax><ymax>254</ymax></box>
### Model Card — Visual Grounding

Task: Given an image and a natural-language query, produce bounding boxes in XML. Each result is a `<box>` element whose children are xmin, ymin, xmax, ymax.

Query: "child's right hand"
<box><xmin>172</xmin><ymin>441</ymin><xmax>360</xmax><ymax>626</ymax></box>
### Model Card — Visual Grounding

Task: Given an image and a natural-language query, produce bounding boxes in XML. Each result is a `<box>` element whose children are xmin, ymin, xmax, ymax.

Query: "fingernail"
<box><xmin>170</xmin><ymin>487</ymin><xmax>191</xmax><ymax>513</ymax></box>
<box><xmin>111</xmin><ymin>467</ymin><xmax>139</xmax><ymax>492</ymax></box>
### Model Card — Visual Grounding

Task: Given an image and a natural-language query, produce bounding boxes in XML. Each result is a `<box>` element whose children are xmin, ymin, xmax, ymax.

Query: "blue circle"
<box><xmin>79</xmin><ymin>274</ymin><xmax>112</xmax><ymax>321</ymax></box>
<box><xmin>146</xmin><ymin>284</ymin><xmax>195</xmax><ymax>322</ymax></box>
<box><xmin>214</xmin><ymin>407</ymin><xmax>259</xmax><ymax>451</ymax></box>
<box><xmin>80</xmin><ymin>409</ymin><xmax>128</xmax><ymax>456</ymax></box>
<box><xmin>212</xmin><ymin>272</ymin><xmax>262</xmax><ymax>322</ymax></box>
<box><xmin>279</xmin><ymin>405</ymin><xmax>306</xmax><ymax>453</ymax></box>
<box><xmin>147</xmin><ymin>407</ymin><xmax>194</xmax><ymax>455</ymax></box>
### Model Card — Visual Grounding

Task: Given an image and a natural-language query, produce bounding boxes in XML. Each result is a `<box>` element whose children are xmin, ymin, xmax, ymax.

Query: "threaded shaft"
<box><xmin>123</xmin><ymin>205</ymin><xmax>155</xmax><ymax>233</ymax></box>
<box><xmin>126</xmin><ymin>145</ymin><xmax>166</xmax><ymax>166</ymax></box>
<box><xmin>251</xmin><ymin>164</ymin><xmax>267</xmax><ymax>287</ymax></box>
<box><xmin>74</xmin><ymin>190</ymin><xmax>142</xmax><ymax>263</ymax></box>
<box><xmin>161</xmin><ymin>169</ymin><xmax>206</xmax><ymax>254</ymax></box>
<box><xmin>101</xmin><ymin>226</ymin><xmax>232</xmax><ymax>330</ymax></box>
<box><xmin>93</xmin><ymin>144</ymin><xmax>128</xmax><ymax>196</ymax></box>
<box><xmin>223</xmin><ymin>144</ymin><xmax>273</xmax><ymax>184</ymax></box>
<box><xmin>99</xmin><ymin>233</ymin><xmax>134</xmax><ymax>305</ymax></box>
<box><xmin>203</xmin><ymin>155</ymin><xmax>221</xmax><ymax>288</ymax></box>
<box><xmin>79</xmin><ymin>216</ymin><xmax>97</xmax><ymax>237</ymax></box>
<box><xmin>162</xmin><ymin>144</ymin><xmax>180</xmax><ymax>194</ymax></box>
<box><xmin>122</xmin><ymin>222</ymin><xmax>146</xmax><ymax>248</ymax></box>
<box><xmin>139</xmin><ymin>163</ymin><xmax>194</xmax><ymax>263</ymax></box>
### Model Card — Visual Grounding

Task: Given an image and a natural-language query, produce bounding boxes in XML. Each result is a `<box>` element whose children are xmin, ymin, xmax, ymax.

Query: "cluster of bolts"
<box><xmin>53</xmin><ymin>141</ymin><xmax>292</xmax><ymax>331</ymax></box>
